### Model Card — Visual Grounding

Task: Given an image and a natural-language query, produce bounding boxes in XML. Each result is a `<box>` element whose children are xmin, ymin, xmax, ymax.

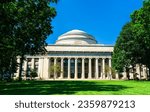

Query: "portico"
<box><xmin>42</xmin><ymin>56</ymin><xmax>112</xmax><ymax>80</ymax></box>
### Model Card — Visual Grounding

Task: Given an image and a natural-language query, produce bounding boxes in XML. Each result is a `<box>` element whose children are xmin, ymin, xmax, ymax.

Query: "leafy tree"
<box><xmin>49</xmin><ymin>64</ymin><xmax>61</xmax><ymax>79</ymax></box>
<box><xmin>0</xmin><ymin>1</ymin><xmax>18</xmax><ymax>79</ymax></box>
<box><xmin>0</xmin><ymin>0</ymin><xmax>57</xmax><ymax>81</ymax></box>
<box><xmin>112</xmin><ymin>22</ymin><xmax>135</xmax><ymax>80</ymax></box>
<box><xmin>131</xmin><ymin>0</ymin><xmax>150</xmax><ymax>79</ymax></box>
<box><xmin>105</xmin><ymin>65</ymin><xmax>116</xmax><ymax>80</ymax></box>
<box><xmin>112</xmin><ymin>0</ymin><xmax>150</xmax><ymax>80</ymax></box>
<box><xmin>112</xmin><ymin>22</ymin><xmax>146</xmax><ymax>80</ymax></box>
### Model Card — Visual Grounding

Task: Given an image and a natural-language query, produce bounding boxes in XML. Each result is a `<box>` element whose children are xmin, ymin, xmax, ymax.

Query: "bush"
<box><xmin>30</xmin><ymin>69</ymin><xmax>38</xmax><ymax>80</ymax></box>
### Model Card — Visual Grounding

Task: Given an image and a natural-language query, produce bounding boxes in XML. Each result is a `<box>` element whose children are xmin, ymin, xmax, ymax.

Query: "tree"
<box><xmin>131</xmin><ymin>0</ymin><xmax>150</xmax><ymax>79</ymax></box>
<box><xmin>49</xmin><ymin>64</ymin><xmax>61</xmax><ymax>79</ymax></box>
<box><xmin>112</xmin><ymin>0</ymin><xmax>150</xmax><ymax>80</ymax></box>
<box><xmin>0</xmin><ymin>1</ymin><xmax>18</xmax><ymax>79</ymax></box>
<box><xmin>16</xmin><ymin>0</ymin><xmax>57</xmax><ymax>81</ymax></box>
<box><xmin>112</xmin><ymin>22</ymin><xmax>135</xmax><ymax>79</ymax></box>
<box><xmin>105</xmin><ymin>65</ymin><xmax>116</xmax><ymax>80</ymax></box>
<box><xmin>0</xmin><ymin>0</ymin><xmax>57</xmax><ymax>81</ymax></box>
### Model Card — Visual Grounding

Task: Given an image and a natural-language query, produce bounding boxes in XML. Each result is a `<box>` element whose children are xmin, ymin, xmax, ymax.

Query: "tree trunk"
<box><xmin>9</xmin><ymin>57</ymin><xmax>13</xmax><ymax>80</ymax></box>
<box><xmin>132</xmin><ymin>66</ymin><xmax>135</xmax><ymax>80</ymax></box>
<box><xmin>126</xmin><ymin>67</ymin><xmax>130</xmax><ymax>80</ymax></box>
<box><xmin>18</xmin><ymin>54</ymin><xmax>24</xmax><ymax>81</ymax></box>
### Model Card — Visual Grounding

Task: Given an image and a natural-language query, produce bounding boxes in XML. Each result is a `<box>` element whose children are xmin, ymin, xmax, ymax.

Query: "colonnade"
<box><xmin>15</xmin><ymin>57</ymin><xmax>149</xmax><ymax>80</ymax></box>
<box><xmin>46</xmin><ymin>57</ymin><xmax>112</xmax><ymax>80</ymax></box>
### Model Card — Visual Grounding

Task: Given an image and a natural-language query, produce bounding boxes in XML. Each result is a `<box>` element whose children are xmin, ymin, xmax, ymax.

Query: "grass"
<box><xmin>0</xmin><ymin>80</ymin><xmax>150</xmax><ymax>95</ymax></box>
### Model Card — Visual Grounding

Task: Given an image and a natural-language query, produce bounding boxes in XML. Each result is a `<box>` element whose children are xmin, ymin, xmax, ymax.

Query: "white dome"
<box><xmin>55</xmin><ymin>29</ymin><xmax>97</xmax><ymax>45</ymax></box>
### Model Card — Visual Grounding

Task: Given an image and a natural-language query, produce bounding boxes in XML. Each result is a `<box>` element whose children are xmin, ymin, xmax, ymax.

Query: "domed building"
<box><xmin>15</xmin><ymin>29</ymin><xmax>149</xmax><ymax>80</ymax></box>
<box><xmin>55</xmin><ymin>29</ymin><xmax>97</xmax><ymax>45</ymax></box>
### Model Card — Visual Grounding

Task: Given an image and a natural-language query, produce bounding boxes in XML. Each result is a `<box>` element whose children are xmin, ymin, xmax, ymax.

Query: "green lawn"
<box><xmin>0</xmin><ymin>80</ymin><xmax>150</xmax><ymax>95</ymax></box>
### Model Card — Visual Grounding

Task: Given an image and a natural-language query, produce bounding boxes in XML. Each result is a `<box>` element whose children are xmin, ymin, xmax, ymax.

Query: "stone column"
<box><xmin>129</xmin><ymin>70</ymin><xmax>134</xmax><ymax>79</ymax></box>
<box><xmin>95</xmin><ymin>58</ymin><xmax>99</xmax><ymax>79</ymax></box>
<box><xmin>146</xmin><ymin>67</ymin><xmax>149</xmax><ymax>80</ymax></box>
<box><xmin>75</xmin><ymin>58</ymin><xmax>78</xmax><ymax>79</ymax></box>
<box><xmin>48</xmin><ymin>58</ymin><xmax>50</xmax><ymax>79</ymax></box>
<box><xmin>60</xmin><ymin>58</ymin><xmax>64</xmax><ymax>79</ymax></box>
<box><xmin>48</xmin><ymin>57</ymin><xmax>52</xmax><ymax>79</ymax></box>
<box><xmin>88</xmin><ymin>58</ymin><xmax>92</xmax><ymax>79</ymax></box>
<box><xmin>142</xmin><ymin>65</ymin><xmax>147</xmax><ymax>80</ymax></box>
<box><xmin>54</xmin><ymin>58</ymin><xmax>57</xmax><ymax>79</ymax></box>
<box><xmin>81</xmin><ymin>58</ymin><xmax>85</xmax><ymax>79</ymax></box>
<box><xmin>116</xmin><ymin>72</ymin><xmax>119</xmax><ymax>79</ymax></box>
<box><xmin>136</xmin><ymin>64</ymin><xmax>141</xmax><ymax>79</ymax></box>
<box><xmin>124</xmin><ymin>71</ymin><xmax>128</xmax><ymax>79</ymax></box>
<box><xmin>102</xmin><ymin>58</ymin><xmax>105</xmax><ymax>79</ymax></box>
<box><xmin>109</xmin><ymin>58</ymin><xmax>112</xmax><ymax>79</ymax></box>
<box><xmin>38</xmin><ymin>58</ymin><xmax>43</xmax><ymax>78</ymax></box>
<box><xmin>43</xmin><ymin>57</ymin><xmax>49</xmax><ymax>79</ymax></box>
<box><xmin>31</xmin><ymin>58</ymin><xmax>35</xmax><ymax>69</ymax></box>
<box><xmin>68</xmin><ymin>58</ymin><xmax>71</xmax><ymax>79</ymax></box>
<box><xmin>24</xmin><ymin>60</ymin><xmax>27</xmax><ymax>78</ymax></box>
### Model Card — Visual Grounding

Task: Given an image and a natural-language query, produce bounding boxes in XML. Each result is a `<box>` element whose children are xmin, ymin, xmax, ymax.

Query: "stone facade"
<box><xmin>15</xmin><ymin>30</ymin><xmax>149</xmax><ymax>80</ymax></box>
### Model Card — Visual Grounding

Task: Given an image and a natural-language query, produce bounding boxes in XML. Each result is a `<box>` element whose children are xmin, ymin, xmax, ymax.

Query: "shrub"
<box><xmin>30</xmin><ymin>69</ymin><xmax>38</xmax><ymax>80</ymax></box>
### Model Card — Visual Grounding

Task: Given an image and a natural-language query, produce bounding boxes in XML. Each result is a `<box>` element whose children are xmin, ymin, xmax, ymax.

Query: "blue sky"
<box><xmin>47</xmin><ymin>0</ymin><xmax>143</xmax><ymax>45</ymax></box>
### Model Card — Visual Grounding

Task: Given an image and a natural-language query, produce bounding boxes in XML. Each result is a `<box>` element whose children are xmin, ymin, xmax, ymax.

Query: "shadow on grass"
<box><xmin>0</xmin><ymin>80</ymin><xmax>129</xmax><ymax>95</ymax></box>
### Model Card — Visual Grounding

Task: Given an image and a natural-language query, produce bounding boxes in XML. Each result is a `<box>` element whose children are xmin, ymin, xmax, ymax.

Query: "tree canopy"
<box><xmin>112</xmin><ymin>0</ymin><xmax>150</xmax><ymax>79</ymax></box>
<box><xmin>0</xmin><ymin>0</ymin><xmax>57</xmax><ymax>80</ymax></box>
<box><xmin>131</xmin><ymin>0</ymin><xmax>150</xmax><ymax>68</ymax></box>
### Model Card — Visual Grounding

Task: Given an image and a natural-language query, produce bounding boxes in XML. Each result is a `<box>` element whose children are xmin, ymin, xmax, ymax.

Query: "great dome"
<box><xmin>55</xmin><ymin>29</ymin><xmax>97</xmax><ymax>45</ymax></box>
